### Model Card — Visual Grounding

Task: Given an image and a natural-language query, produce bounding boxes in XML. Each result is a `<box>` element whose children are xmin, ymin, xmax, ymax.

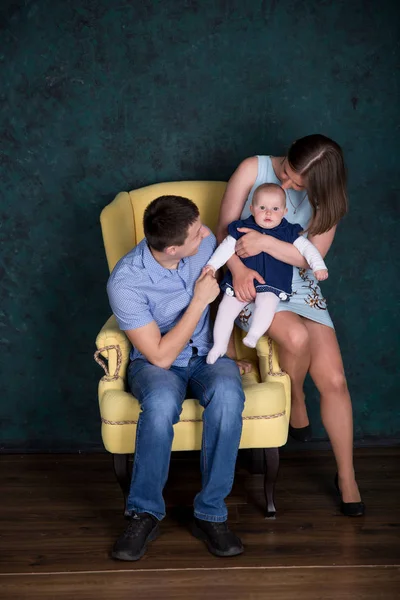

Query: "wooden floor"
<box><xmin>0</xmin><ymin>448</ymin><xmax>399</xmax><ymax>599</ymax></box>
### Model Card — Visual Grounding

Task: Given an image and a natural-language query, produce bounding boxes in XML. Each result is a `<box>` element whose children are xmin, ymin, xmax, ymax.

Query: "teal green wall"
<box><xmin>1</xmin><ymin>0</ymin><xmax>399</xmax><ymax>450</ymax></box>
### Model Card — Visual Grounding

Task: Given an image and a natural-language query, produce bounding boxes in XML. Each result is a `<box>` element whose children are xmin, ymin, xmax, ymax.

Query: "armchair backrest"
<box><xmin>100</xmin><ymin>181</ymin><xmax>227</xmax><ymax>272</ymax></box>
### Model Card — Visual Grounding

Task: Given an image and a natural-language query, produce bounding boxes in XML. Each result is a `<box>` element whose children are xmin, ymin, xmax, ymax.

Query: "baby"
<box><xmin>205</xmin><ymin>183</ymin><xmax>328</xmax><ymax>364</ymax></box>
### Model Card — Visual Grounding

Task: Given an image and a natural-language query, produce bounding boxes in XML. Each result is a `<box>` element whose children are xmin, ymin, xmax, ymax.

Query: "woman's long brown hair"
<box><xmin>287</xmin><ymin>134</ymin><xmax>348</xmax><ymax>236</ymax></box>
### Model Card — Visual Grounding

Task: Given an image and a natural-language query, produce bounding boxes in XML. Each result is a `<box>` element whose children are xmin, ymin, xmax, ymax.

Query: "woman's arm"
<box><xmin>308</xmin><ymin>226</ymin><xmax>337</xmax><ymax>258</ymax></box>
<box><xmin>216</xmin><ymin>156</ymin><xmax>258</xmax><ymax>242</ymax></box>
<box><xmin>216</xmin><ymin>156</ymin><xmax>266</xmax><ymax>302</ymax></box>
<box><xmin>235</xmin><ymin>225</ymin><xmax>337</xmax><ymax>268</ymax></box>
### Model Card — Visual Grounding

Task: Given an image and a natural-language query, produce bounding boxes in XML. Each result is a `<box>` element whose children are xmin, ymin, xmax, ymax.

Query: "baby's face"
<box><xmin>250</xmin><ymin>190</ymin><xmax>287</xmax><ymax>229</ymax></box>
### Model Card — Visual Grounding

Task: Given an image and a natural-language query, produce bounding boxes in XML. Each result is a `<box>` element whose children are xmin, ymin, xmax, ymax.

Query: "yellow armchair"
<box><xmin>95</xmin><ymin>182</ymin><xmax>291</xmax><ymax>518</ymax></box>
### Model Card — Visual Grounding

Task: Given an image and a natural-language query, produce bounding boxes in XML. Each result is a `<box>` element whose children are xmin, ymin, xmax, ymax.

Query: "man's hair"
<box><xmin>253</xmin><ymin>183</ymin><xmax>286</xmax><ymax>204</ymax></box>
<box><xmin>143</xmin><ymin>195</ymin><xmax>200</xmax><ymax>251</ymax></box>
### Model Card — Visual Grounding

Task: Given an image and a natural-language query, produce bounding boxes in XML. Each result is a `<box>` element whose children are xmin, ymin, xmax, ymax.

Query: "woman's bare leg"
<box><xmin>303</xmin><ymin>319</ymin><xmax>361</xmax><ymax>503</ymax></box>
<box><xmin>268</xmin><ymin>311</ymin><xmax>311</xmax><ymax>428</ymax></box>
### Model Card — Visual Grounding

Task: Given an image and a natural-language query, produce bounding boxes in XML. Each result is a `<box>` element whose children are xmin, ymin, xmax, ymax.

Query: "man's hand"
<box><xmin>232</xmin><ymin>263</ymin><xmax>265</xmax><ymax>303</ymax></box>
<box><xmin>235</xmin><ymin>228</ymin><xmax>267</xmax><ymax>258</ymax></box>
<box><xmin>193</xmin><ymin>270</ymin><xmax>220</xmax><ymax>307</ymax></box>
<box><xmin>314</xmin><ymin>268</ymin><xmax>328</xmax><ymax>281</ymax></box>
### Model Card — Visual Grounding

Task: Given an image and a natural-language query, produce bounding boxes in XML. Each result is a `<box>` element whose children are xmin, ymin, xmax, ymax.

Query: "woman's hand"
<box><xmin>235</xmin><ymin>228</ymin><xmax>268</xmax><ymax>258</ymax></box>
<box><xmin>232</xmin><ymin>263</ymin><xmax>265</xmax><ymax>302</ymax></box>
<box><xmin>235</xmin><ymin>359</ymin><xmax>253</xmax><ymax>375</ymax></box>
<box><xmin>224</xmin><ymin>332</ymin><xmax>253</xmax><ymax>375</ymax></box>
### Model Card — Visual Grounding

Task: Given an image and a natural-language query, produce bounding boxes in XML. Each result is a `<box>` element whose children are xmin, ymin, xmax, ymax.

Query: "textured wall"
<box><xmin>1</xmin><ymin>0</ymin><xmax>399</xmax><ymax>450</ymax></box>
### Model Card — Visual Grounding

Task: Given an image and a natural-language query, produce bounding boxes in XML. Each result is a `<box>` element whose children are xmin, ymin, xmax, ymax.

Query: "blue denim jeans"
<box><xmin>126</xmin><ymin>353</ymin><xmax>245</xmax><ymax>522</ymax></box>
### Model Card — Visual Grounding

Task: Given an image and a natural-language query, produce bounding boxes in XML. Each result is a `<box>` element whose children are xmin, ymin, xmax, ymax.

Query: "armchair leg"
<box><xmin>263</xmin><ymin>448</ymin><xmax>279</xmax><ymax>519</ymax></box>
<box><xmin>112</xmin><ymin>454</ymin><xmax>131</xmax><ymax>517</ymax></box>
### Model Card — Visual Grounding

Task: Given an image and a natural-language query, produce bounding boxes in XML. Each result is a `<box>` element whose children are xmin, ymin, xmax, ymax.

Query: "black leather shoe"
<box><xmin>192</xmin><ymin>518</ymin><xmax>244</xmax><ymax>557</ymax></box>
<box><xmin>334</xmin><ymin>474</ymin><xmax>365</xmax><ymax>517</ymax></box>
<box><xmin>111</xmin><ymin>512</ymin><xmax>160</xmax><ymax>561</ymax></box>
<box><xmin>288</xmin><ymin>424</ymin><xmax>312</xmax><ymax>442</ymax></box>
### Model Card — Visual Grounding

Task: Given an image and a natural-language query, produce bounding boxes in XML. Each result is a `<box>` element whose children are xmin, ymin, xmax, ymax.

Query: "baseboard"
<box><xmin>282</xmin><ymin>437</ymin><xmax>400</xmax><ymax>452</ymax></box>
<box><xmin>1</xmin><ymin>437</ymin><xmax>399</xmax><ymax>454</ymax></box>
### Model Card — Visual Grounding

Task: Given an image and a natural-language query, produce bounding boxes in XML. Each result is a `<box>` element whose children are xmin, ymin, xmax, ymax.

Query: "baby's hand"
<box><xmin>314</xmin><ymin>269</ymin><xmax>328</xmax><ymax>281</ymax></box>
<box><xmin>202</xmin><ymin>265</ymin><xmax>216</xmax><ymax>276</ymax></box>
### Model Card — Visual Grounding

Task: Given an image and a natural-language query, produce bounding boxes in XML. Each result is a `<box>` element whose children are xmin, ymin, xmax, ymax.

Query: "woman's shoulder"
<box><xmin>235</xmin><ymin>155</ymin><xmax>258</xmax><ymax>176</ymax></box>
<box><xmin>236</xmin><ymin>155</ymin><xmax>271</xmax><ymax>169</ymax></box>
<box><xmin>233</xmin><ymin>155</ymin><xmax>272</xmax><ymax>186</ymax></box>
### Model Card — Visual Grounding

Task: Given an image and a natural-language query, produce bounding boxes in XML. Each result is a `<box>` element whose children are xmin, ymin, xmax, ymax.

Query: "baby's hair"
<box><xmin>252</xmin><ymin>183</ymin><xmax>286</xmax><ymax>205</ymax></box>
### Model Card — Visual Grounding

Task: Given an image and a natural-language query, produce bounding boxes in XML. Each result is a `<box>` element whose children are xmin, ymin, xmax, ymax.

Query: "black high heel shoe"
<box><xmin>288</xmin><ymin>424</ymin><xmax>312</xmax><ymax>442</ymax></box>
<box><xmin>334</xmin><ymin>473</ymin><xmax>365</xmax><ymax>517</ymax></box>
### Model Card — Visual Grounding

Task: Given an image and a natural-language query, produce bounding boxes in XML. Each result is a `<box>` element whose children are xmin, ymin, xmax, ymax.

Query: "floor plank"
<box><xmin>1</xmin><ymin>567</ymin><xmax>399</xmax><ymax>600</ymax></box>
<box><xmin>0</xmin><ymin>448</ymin><xmax>399</xmax><ymax>598</ymax></box>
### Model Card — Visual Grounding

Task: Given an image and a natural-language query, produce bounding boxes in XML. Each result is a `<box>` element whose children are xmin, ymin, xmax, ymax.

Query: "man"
<box><xmin>107</xmin><ymin>195</ymin><xmax>246</xmax><ymax>561</ymax></box>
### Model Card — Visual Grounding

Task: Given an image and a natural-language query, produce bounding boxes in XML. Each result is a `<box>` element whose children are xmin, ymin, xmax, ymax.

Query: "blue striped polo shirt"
<box><xmin>107</xmin><ymin>230</ymin><xmax>217</xmax><ymax>367</ymax></box>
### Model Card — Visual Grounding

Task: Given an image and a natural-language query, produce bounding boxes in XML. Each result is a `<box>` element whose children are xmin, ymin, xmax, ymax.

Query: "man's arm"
<box><xmin>125</xmin><ymin>271</ymin><xmax>219</xmax><ymax>370</ymax></box>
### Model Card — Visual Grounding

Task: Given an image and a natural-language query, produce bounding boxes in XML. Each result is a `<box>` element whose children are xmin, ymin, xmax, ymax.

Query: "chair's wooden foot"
<box><xmin>112</xmin><ymin>454</ymin><xmax>131</xmax><ymax>516</ymax></box>
<box><xmin>263</xmin><ymin>447</ymin><xmax>279</xmax><ymax>519</ymax></box>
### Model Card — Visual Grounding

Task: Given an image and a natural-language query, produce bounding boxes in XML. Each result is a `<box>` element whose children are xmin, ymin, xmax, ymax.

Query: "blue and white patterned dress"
<box><xmin>236</xmin><ymin>155</ymin><xmax>334</xmax><ymax>331</ymax></box>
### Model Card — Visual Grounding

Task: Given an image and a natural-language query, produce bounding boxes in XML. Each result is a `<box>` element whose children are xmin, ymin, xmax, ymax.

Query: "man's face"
<box><xmin>250</xmin><ymin>190</ymin><xmax>287</xmax><ymax>229</ymax></box>
<box><xmin>174</xmin><ymin>217</ymin><xmax>210</xmax><ymax>258</ymax></box>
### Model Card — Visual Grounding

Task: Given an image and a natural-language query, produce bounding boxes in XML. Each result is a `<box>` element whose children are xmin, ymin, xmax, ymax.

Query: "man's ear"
<box><xmin>164</xmin><ymin>245</ymin><xmax>177</xmax><ymax>256</ymax></box>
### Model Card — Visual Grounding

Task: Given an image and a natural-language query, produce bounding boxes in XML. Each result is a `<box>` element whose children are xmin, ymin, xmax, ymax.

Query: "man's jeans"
<box><xmin>126</xmin><ymin>353</ymin><xmax>245</xmax><ymax>522</ymax></box>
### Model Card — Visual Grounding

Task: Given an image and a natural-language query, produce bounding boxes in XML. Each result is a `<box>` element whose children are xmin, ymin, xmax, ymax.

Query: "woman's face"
<box><xmin>280</xmin><ymin>159</ymin><xmax>306</xmax><ymax>191</ymax></box>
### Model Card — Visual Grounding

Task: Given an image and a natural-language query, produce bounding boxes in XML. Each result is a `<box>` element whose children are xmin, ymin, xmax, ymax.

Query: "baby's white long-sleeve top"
<box><xmin>206</xmin><ymin>234</ymin><xmax>327</xmax><ymax>273</ymax></box>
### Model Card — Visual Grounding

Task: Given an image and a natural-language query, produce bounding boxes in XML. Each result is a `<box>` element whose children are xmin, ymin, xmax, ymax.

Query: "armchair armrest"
<box><xmin>95</xmin><ymin>315</ymin><xmax>131</xmax><ymax>380</ymax></box>
<box><xmin>232</xmin><ymin>324</ymin><xmax>291</xmax><ymax>414</ymax></box>
<box><xmin>256</xmin><ymin>335</ymin><xmax>291</xmax><ymax>421</ymax></box>
<box><xmin>256</xmin><ymin>335</ymin><xmax>286</xmax><ymax>382</ymax></box>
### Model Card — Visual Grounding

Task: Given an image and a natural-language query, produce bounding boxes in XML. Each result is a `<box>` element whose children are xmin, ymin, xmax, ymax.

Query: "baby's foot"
<box><xmin>242</xmin><ymin>334</ymin><xmax>259</xmax><ymax>348</ymax></box>
<box><xmin>206</xmin><ymin>347</ymin><xmax>226</xmax><ymax>364</ymax></box>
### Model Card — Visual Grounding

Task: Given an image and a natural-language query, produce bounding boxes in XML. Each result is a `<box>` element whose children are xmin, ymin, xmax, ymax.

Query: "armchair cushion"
<box><xmin>96</xmin><ymin>319</ymin><xmax>290</xmax><ymax>454</ymax></box>
<box><xmin>99</xmin><ymin>379</ymin><xmax>288</xmax><ymax>454</ymax></box>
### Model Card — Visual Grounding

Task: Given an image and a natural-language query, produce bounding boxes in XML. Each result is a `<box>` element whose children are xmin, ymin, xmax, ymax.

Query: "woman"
<box><xmin>217</xmin><ymin>134</ymin><xmax>364</xmax><ymax>516</ymax></box>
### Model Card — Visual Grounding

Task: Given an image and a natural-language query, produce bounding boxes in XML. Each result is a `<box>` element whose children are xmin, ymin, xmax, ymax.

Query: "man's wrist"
<box><xmin>190</xmin><ymin>296</ymin><xmax>208</xmax><ymax>313</ymax></box>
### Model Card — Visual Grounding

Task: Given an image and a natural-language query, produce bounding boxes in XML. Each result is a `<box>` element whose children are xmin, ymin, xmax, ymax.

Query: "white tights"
<box><xmin>206</xmin><ymin>291</ymin><xmax>280</xmax><ymax>365</ymax></box>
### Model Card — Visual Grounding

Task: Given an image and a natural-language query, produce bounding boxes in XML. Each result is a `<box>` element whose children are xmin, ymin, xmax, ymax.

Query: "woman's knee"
<box><xmin>274</xmin><ymin>323</ymin><xmax>310</xmax><ymax>355</ymax></box>
<box><xmin>317</xmin><ymin>370</ymin><xmax>348</xmax><ymax>397</ymax></box>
